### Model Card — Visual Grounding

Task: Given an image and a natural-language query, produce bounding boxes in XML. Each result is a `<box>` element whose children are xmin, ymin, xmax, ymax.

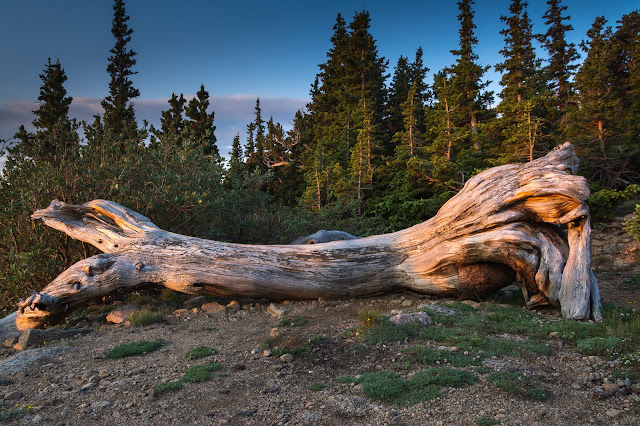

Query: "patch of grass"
<box><xmin>181</xmin><ymin>363</ymin><xmax>222</xmax><ymax>383</ymax></box>
<box><xmin>308</xmin><ymin>382</ymin><xmax>325</xmax><ymax>391</ymax></box>
<box><xmin>359</xmin><ymin>371</ymin><xmax>441</xmax><ymax>406</ymax></box>
<box><xmin>488</xmin><ymin>371</ymin><xmax>546</xmax><ymax>401</ymax></box>
<box><xmin>335</xmin><ymin>375</ymin><xmax>360</xmax><ymax>384</ymax></box>
<box><xmin>577</xmin><ymin>336</ymin><xmax>622</xmax><ymax>356</ymax></box>
<box><xmin>105</xmin><ymin>338</ymin><xmax>165</xmax><ymax>359</ymax></box>
<box><xmin>276</xmin><ymin>316</ymin><xmax>309</xmax><ymax>328</ymax></box>
<box><xmin>129</xmin><ymin>309</ymin><xmax>164</xmax><ymax>327</ymax></box>
<box><xmin>156</xmin><ymin>380</ymin><xmax>183</xmax><ymax>392</ymax></box>
<box><xmin>0</xmin><ymin>405</ymin><xmax>32</xmax><ymax>421</ymax></box>
<box><xmin>476</xmin><ymin>417</ymin><xmax>501</xmax><ymax>426</ymax></box>
<box><xmin>358</xmin><ymin>310</ymin><xmax>383</xmax><ymax>327</ymax></box>
<box><xmin>260</xmin><ymin>334</ymin><xmax>284</xmax><ymax>349</ymax></box>
<box><xmin>398</xmin><ymin>346</ymin><xmax>484</xmax><ymax>369</ymax></box>
<box><xmin>473</xmin><ymin>366</ymin><xmax>494</xmax><ymax>375</ymax></box>
<box><xmin>412</xmin><ymin>367</ymin><xmax>477</xmax><ymax>387</ymax></box>
<box><xmin>186</xmin><ymin>345</ymin><xmax>217</xmax><ymax>360</ymax></box>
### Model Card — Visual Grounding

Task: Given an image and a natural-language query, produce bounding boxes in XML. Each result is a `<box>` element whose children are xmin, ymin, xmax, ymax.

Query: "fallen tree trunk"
<box><xmin>16</xmin><ymin>143</ymin><xmax>601</xmax><ymax>330</ymax></box>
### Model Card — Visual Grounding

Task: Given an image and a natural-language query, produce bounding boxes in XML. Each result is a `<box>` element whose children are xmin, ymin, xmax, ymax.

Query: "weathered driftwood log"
<box><xmin>15</xmin><ymin>143</ymin><xmax>601</xmax><ymax>330</ymax></box>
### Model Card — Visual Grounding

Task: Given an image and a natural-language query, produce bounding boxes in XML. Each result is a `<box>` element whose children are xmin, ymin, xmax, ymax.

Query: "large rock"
<box><xmin>14</xmin><ymin>327</ymin><xmax>91</xmax><ymax>351</ymax></box>
<box><xmin>0</xmin><ymin>346</ymin><xmax>71</xmax><ymax>377</ymax></box>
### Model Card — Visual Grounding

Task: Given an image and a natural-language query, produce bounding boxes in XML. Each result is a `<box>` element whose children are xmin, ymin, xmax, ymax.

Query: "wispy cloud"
<box><xmin>0</xmin><ymin>95</ymin><xmax>308</xmax><ymax>158</ymax></box>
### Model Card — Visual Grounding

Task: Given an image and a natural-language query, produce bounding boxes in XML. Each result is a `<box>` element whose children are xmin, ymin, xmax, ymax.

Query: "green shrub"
<box><xmin>359</xmin><ymin>371</ymin><xmax>442</xmax><ymax>406</ymax></box>
<box><xmin>588</xmin><ymin>184</ymin><xmax>639</xmax><ymax>221</ymax></box>
<box><xmin>624</xmin><ymin>204</ymin><xmax>640</xmax><ymax>241</ymax></box>
<box><xmin>181</xmin><ymin>363</ymin><xmax>222</xmax><ymax>383</ymax></box>
<box><xmin>157</xmin><ymin>381</ymin><xmax>183</xmax><ymax>392</ymax></box>
<box><xmin>488</xmin><ymin>371</ymin><xmax>545</xmax><ymax>400</ymax></box>
<box><xmin>186</xmin><ymin>345</ymin><xmax>217</xmax><ymax>360</ymax></box>
<box><xmin>105</xmin><ymin>339</ymin><xmax>165</xmax><ymax>359</ymax></box>
<box><xmin>276</xmin><ymin>316</ymin><xmax>309</xmax><ymax>327</ymax></box>
<box><xmin>308</xmin><ymin>382</ymin><xmax>325</xmax><ymax>391</ymax></box>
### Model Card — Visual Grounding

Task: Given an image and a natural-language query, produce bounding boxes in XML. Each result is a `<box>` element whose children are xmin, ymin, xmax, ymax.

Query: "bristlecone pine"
<box><xmin>16</xmin><ymin>143</ymin><xmax>601</xmax><ymax>330</ymax></box>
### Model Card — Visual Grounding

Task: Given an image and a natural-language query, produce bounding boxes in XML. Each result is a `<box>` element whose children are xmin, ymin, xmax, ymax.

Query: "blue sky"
<box><xmin>0</xmin><ymin>0</ymin><xmax>637</xmax><ymax>157</ymax></box>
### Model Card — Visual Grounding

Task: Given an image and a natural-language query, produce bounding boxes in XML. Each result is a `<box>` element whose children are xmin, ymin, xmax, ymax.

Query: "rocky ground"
<box><xmin>0</xmin><ymin>215</ymin><xmax>639</xmax><ymax>426</ymax></box>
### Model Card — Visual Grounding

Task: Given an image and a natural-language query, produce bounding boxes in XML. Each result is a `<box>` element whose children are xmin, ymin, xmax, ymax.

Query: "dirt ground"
<box><xmin>0</xmin><ymin>215</ymin><xmax>639</xmax><ymax>425</ymax></box>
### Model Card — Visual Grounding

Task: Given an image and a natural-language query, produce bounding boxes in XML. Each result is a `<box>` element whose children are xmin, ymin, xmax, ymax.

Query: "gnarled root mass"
<box><xmin>16</xmin><ymin>143</ymin><xmax>601</xmax><ymax>330</ymax></box>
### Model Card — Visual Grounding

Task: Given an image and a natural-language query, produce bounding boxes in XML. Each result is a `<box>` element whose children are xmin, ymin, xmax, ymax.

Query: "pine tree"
<box><xmin>14</xmin><ymin>58</ymin><xmax>77</xmax><ymax>162</ymax></box>
<box><xmin>495</xmin><ymin>0</ymin><xmax>548</xmax><ymax>162</ymax></box>
<box><xmin>388</xmin><ymin>55</ymin><xmax>410</xmax><ymax>138</ymax></box>
<box><xmin>151</xmin><ymin>93</ymin><xmax>186</xmax><ymax>143</ymax></box>
<box><xmin>33</xmin><ymin>58</ymin><xmax>73</xmax><ymax>137</ymax></box>
<box><xmin>539</xmin><ymin>0</ymin><xmax>580</xmax><ymax>133</ymax></box>
<box><xmin>228</xmin><ymin>133</ymin><xmax>244</xmax><ymax>175</ymax></box>
<box><xmin>448</xmin><ymin>0</ymin><xmax>493</xmax><ymax>151</ymax></box>
<box><xmin>246</xmin><ymin>98</ymin><xmax>266</xmax><ymax>170</ymax></box>
<box><xmin>101</xmin><ymin>0</ymin><xmax>140</xmax><ymax>139</ymax></box>
<box><xmin>184</xmin><ymin>84</ymin><xmax>218</xmax><ymax>158</ymax></box>
<box><xmin>409</xmin><ymin>47</ymin><xmax>429</xmax><ymax>135</ymax></box>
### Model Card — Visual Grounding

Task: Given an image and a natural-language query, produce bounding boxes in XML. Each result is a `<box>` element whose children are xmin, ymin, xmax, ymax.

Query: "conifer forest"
<box><xmin>1</xmin><ymin>0</ymin><xmax>639</xmax><ymax>315</ymax></box>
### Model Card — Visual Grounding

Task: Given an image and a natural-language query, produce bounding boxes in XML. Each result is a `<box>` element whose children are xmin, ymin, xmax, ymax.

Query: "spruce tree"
<box><xmin>101</xmin><ymin>0</ymin><xmax>140</xmax><ymax>139</ymax></box>
<box><xmin>388</xmin><ymin>55</ymin><xmax>410</xmax><ymax>138</ymax></box>
<box><xmin>151</xmin><ymin>93</ymin><xmax>186</xmax><ymax>144</ymax></box>
<box><xmin>14</xmin><ymin>58</ymin><xmax>77</xmax><ymax>162</ymax></box>
<box><xmin>495</xmin><ymin>0</ymin><xmax>547</xmax><ymax>162</ymax></box>
<box><xmin>184</xmin><ymin>84</ymin><xmax>218</xmax><ymax>158</ymax></box>
<box><xmin>33</xmin><ymin>58</ymin><xmax>73</xmax><ymax>137</ymax></box>
<box><xmin>539</xmin><ymin>0</ymin><xmax>580</xmax><ymax>133</ymax></box>
<box><xmin>228</xmin><ymin>133</ymin><xmax>244</xmax><ymax>175</ymax></box>
<box><xmin>448</xmin><ymin>0</ymin><xmax>493</xmax><ymax>151</ymax></box>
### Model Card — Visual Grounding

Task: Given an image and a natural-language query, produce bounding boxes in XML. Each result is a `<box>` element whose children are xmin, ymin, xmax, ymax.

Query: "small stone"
<box><xmin>226</xmin><ymin>300</ymin><xmax>240</xmax><ymax>311</ymax></box>
<box><xmin>389</xmin><ymin>311</ymin><xmax>432</xmax><ymax>326</ymax></box>
<box><xmin>280</xmin><ymin>353</ymin><xmax>294</xmax><ymax>363</ymax></box>
<box><xmin>106</xmin><ymin>304</ymin><xmax>140</xmax><ymax>324</ymax></box>
<box><xmin>4</xmin><ymin>390</ymin><xmax>23</xmax><ymax>400</ymax></box>
<box><xmin>417</xmin><ymin>304</ymin><xmax>459</xmax><ymax>316</ymax></box>
<box><xmin>267</xmin><ymin>303</ymin><xmax>286</xmax><ymax>319</ymax></box>
<box><xmin>31</xmin><ymin>414</ymin><xmax>43</xmax><ymax>423</ymax></box>
<box><xmin>183</xmin><ymin>296</ymin><xmax>206</xmax><ymax>309</ymax></box>
<box><xmin>92</xmin><ymin>400</ymin><xmax>111</xmax><ymax>409</ymax></box>
<box><xmin>602</xmin><ymin>383</ymin><xmax>619</xmax><ymax>393</ymax></box>
<box><xmin>624</xmin><ymin>378</ymin><xmax>632</xmax><ymax>388</ymax></box>
<box><xmin>571</xmin><ymin>382</ymin><xmax>582</xmax><ymax>390</ymax></box>
<box><xmin>549</xmin><ymin>331</ymin><xmax>559</xmax><ymax>338</ymax></box>
<box><xmin>606</xmin><ymin>409</ymin><xmax>622</xmax><ymax>418</ymax></box>
<box><xmin>77</xmin><ymin>383</ymin><xmax>94</xmax><ymax>394</ymax></box>
<box><xmin>270</xmin><ymin>328</ymin><xmax>281</xmax><ymax>337</ymax></box>
<box><xmin>401</xmin><ymin>299</ymin><xmax>413</xmax><ymax>307</ymax></box>
<box><xmin>98</xmin><ymin>371</ymin><xmax>110</xmax><ymax>379</ymax></box>
<box><xmin>263</xmin><ymin>350</ymin><xmax>272</xmax><ymax>357</ymax></box>
<box><xmin>251</xmin><ymin>348</ymin><xmax>260</xmax><ymax>355</ymax></box>
<box><xmin>202</xmin><ymin>302</ymin><xmax>225</xmax><ymax>314</ymax></box>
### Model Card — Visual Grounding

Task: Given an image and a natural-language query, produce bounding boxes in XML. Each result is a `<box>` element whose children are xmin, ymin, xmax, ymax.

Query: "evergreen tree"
<box><xmin>101</xmin><ymin>0</ymin><xmax>140</xmax><ymax>139</ymax></box>
<box><xmin>33</xmin><ymin>58</ymin><xmax>73</xmax><ymax>137</ymax></box>
<box><xmin>495</xmin><ymin>0</ymin><xmax>548</xmax><ymax>162</ymax></box>
<box><xmin>228</xmin><ymin>133</ymin><xmax>244</xmax><ymax>176</ymax></box>
<box><xmin>184</xmin><ymin>84</ymin><xmax>218</xmax><ymax>158</ymax></box>
<box><xmin>302</xmin><ymin>10</ymin><xmax>388</xmax><ymax>210</ymax></box>
<box><xmin>409</xmin><ymin>47</ymin><xmax>429</xmax><ymax>135</ymax></box>
<box><xmin>14</xmin><ymin>58</ymin><xmax>78</xmax><ymax>162</ymax></box>
<box><xmin>448</xmin><ymin>0</ymin><xmax>493</xmax><ymax>151</ymax></box>
<box><xmin>388</xmin><ymin>55</ymin><xmax>410</xmax><ymax>138</ymax></box>
<box><xmin>539</xmin><ymin>0</ymin><xmax>580</xmax><ymax>133</ymax></box>
<box><xmin>246</xmin><ymin>98</ymin><xmax>266</xmax><ymax>170</ymax></box>
<box><xmin>151</xmin><ymin>93</ymin><xmax>186</xmax><ymax>144</ymax></box>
